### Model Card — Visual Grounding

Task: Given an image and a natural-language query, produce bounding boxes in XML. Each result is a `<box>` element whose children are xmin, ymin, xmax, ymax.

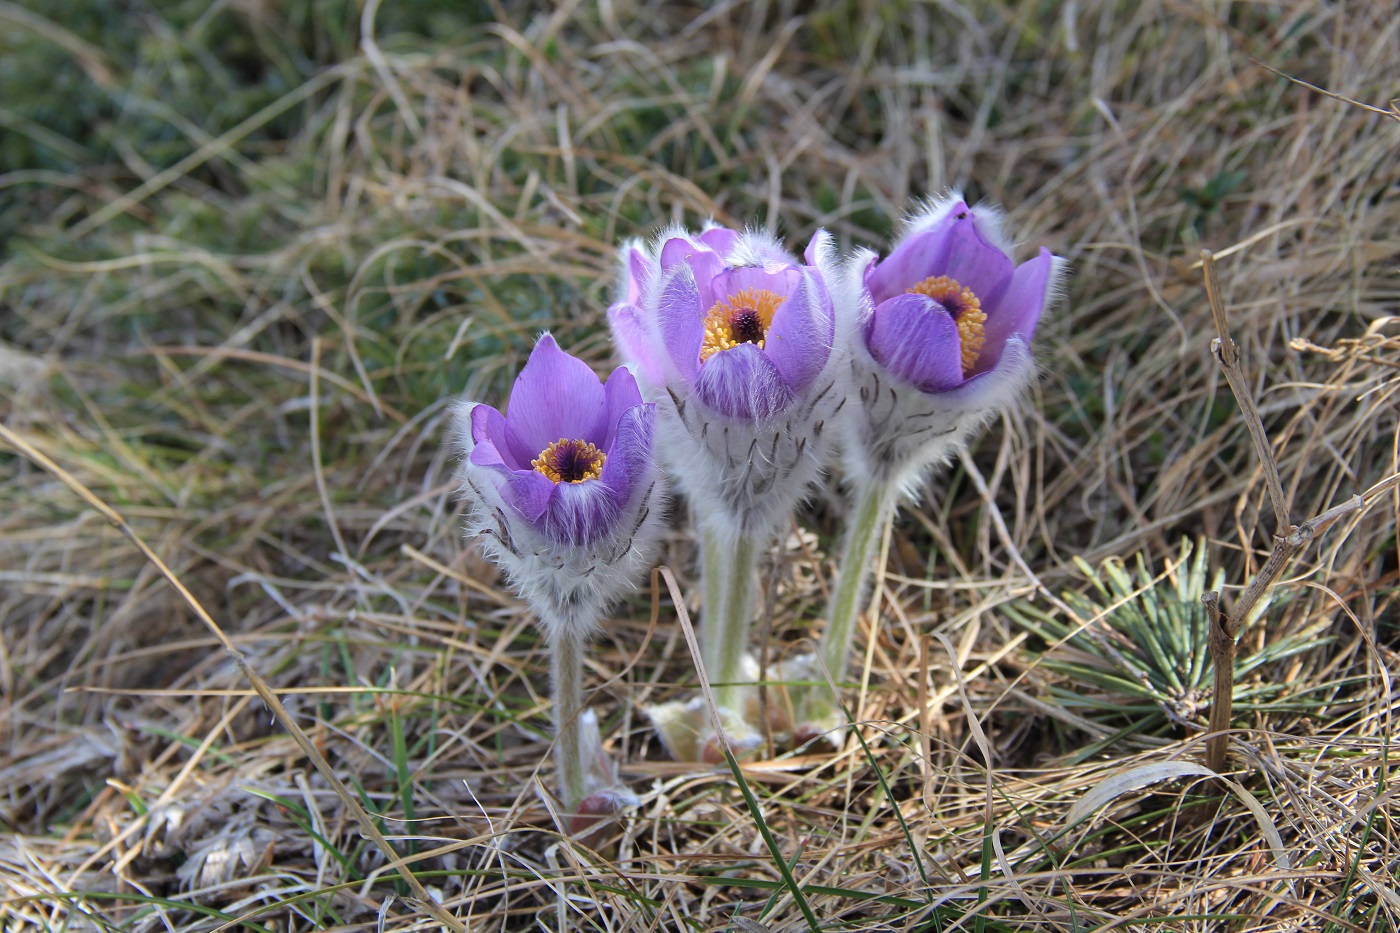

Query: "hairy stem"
<box><xmin>823</xmin><ymin>480</ymin><xmax>895</xmax><ymax>688</ymax></box>
<box><xmin>701</xmin><ymin>524</ymin><xmax>758</xmax><ymax>713</ymax></box>
<box><xmin>547</xmin><ymin>622</ymin><xmax>587</xmax><ymax>812</ymax></box>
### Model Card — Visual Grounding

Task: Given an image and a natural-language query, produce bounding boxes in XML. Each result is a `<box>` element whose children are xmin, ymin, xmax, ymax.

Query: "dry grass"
<box><xmin>2</xmin><ymin>1</ymin><xmax>1398</xmax><ymax>930</ymax></box>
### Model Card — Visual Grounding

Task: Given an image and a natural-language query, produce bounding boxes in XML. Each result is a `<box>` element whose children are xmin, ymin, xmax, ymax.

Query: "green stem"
<box><xmin>822</xmin><ymin>481</ymin><xmax>895</xmax><ymax>688</ymax></box>
<box><xmin>700</xmin><ymin>525</ymin><xmax>758</xmax><ymax>712</ymax></box>
<box><xmin>547</xmin><ymin>622</ymin><xmax>586</xmax><ymax>812</ymax></box>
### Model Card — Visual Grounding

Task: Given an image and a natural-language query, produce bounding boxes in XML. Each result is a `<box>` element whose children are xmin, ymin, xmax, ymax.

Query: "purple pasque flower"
<box><xmin>453</xmin><ymin>333</ymin><xmax>664</xmax><ymax>632</ymax></box>
<box><xmin>840</xmin><ymin>195</ymin><xmax>1064</xmax><ymax>486</ymax></box>
<box><xmin>609</xmin><ymin>224</ymin><xmax>841</xmax><ymax>533</ymax></box>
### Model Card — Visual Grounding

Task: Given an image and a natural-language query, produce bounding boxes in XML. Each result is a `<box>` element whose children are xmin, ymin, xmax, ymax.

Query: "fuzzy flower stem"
<box><xmin>701</xmin><ymin>524</ymin><xmax>758</xmax><ymax>713</ymax></box>
<box><xmin>822</xmin><ymin>480</ymin><xmax>896</xmax><ymax>689</ymax></box>
<box><xmin>546</xmin><ymin>620</ymin><xmax>587</xmax><ymax>812</ymax></box>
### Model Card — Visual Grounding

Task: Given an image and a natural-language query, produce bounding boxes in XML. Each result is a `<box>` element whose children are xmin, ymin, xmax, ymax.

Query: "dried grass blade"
<box><xmin>0</xmin><ymin>422</ymin><xmax>465</xmax><ymax>933</ymax></box>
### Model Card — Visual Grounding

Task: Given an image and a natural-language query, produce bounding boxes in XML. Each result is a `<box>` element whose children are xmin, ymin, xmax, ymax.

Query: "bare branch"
<box><xmin>1202</xmin><ymin>249</ymin><xmax>1289</xmax><ymax>531</ymax></box>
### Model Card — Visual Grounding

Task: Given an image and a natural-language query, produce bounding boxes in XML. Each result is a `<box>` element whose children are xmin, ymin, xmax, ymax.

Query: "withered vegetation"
<box><xmin>1</xmin><ymin>2</ymin><xmax>1397</xmax><ymax>930</ymax></box>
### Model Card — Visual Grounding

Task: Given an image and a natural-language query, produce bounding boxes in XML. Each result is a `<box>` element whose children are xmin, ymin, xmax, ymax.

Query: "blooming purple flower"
<box><xmin>840</xmin><ymin>195</ymin><xmax>1064</xmax><ymax>486</ymax></box>
<box><xmin>453</xmin><ymin>333</ymin><xmax>664</xmax><ymax>632</ymax></box>
<box><xmin>610</xmin><ymin>225</ymin><xmax>834</xmax><ymax>419</ymax></box>
<box><xmin>610</xmin><ymin>225</ymin><xmax>843</xmax><ymax>755</ymax></box>
<box><xmin>608</xmin><ymin>225</ymin><xmax>841</xmax><ymax>532</ymax></box>
<box><xmin>862</xmin><ymin>198</ymin><xmax>1056</xmax><ymax>390</ymax></box>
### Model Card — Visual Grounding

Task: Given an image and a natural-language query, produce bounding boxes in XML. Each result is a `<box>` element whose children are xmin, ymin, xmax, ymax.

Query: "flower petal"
<box><xmin>763</xmin><ymin>270</ymin><xmax>833</xmax><ymax>395</ymax></box>
<box><xmin>867</xmin><ymin>293</ymin><xmax>965</xmax><ymax>392</ymax></box>
<box><xmin>542</xmin><ymin>475</ymin><xmax>618</xmax><ymax>544</ymax></box>
<box><xmin>711</xmin><ymin>264</ymin><xmax>803</xmax><ymax>301</ymax></box>
<box><xmin>625</xmin><ymin>245</ymin><xmax>648</xmax><ymax>305</ymax></box>
<box><xmin>599</xmin><ymin>366</ymin><xmax>645</xmax><ymax>450</ymax></box>
<box><xmin>865</xmin><ymin>224</ymin><xmax>954</xmax><ymax>305</ymax></box>
<box><xmin>901</xmin><ymin>195</ymin><xmax>969</xmax><ymax>238</ymax></box>
<box><xmin>660</xmin><ymin>236</ymin><xmax>724</xmax><ymax>309</ymax></box>
<box><xmin>699</xmin><ymin>226</ymin><xmax>740</xmax><ymax>258</ymax></box>
<box><xmin>659</xmin><ymin>235</ymin><xmax>704</xmax><ymax>274</ymax></box>
<box><xmin>937</xmin><ymin>213</ymin><xmax>1015</xmax><ymax>306</ymax></box>
<box><xmin>503</xmin><ymin>467</ymin><xmax>558</xmax><ymax>522</ymax></box>
<box><xmin>980</xmin><ymin>247</ymin><xmax>1054</xmax><ymax>370</ymax></box>
<box><xmin>504</xmin><ymin>334</ymin><xmax>607</xmax><ymax>453</ymax></box>
<box><xmin>607</xmin><ymin>302</ymin><xmax>664</xmax><ymax>387</ymax></box>
<box><xmin>468</xmin><ymin>404</ymin><xmax>515</xmax><ymax>469</ymax></box>
<box><xmin>803</xmin><ymin>228</ymin><xmax>833</xmax><ymax>268</ymax></box>
<box><xmin>935</xmin><ymin>334</ymin><xmax>1035</xmax><ymax>408</ymax></box>
<box><xmin>693</xmin><ymin>342</ymin><xmax>793</xmax><ymax>420</ymax></box>
<box><xmin>597</xmin><ymin>402</ymin><xmax>656</xmax><ymax>515</ymax></box>
<box><xmin>656</xmin><ymin>267</ymin><xmax>705</xmax><ymax>382</ymax></box>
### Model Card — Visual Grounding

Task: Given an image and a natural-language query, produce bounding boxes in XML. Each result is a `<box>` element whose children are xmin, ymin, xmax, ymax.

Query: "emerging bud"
<box><xmin>568</xmin><ymin>709</ymin><xmax>640</xmax><ymax>836</ymax></box>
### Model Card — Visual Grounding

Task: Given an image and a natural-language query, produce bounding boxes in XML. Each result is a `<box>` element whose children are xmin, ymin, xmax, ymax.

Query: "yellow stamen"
<box><xmin>699</xmin><ymin>288</ymin><xmax>786</xmax><ymax>362</ymax></box>
<box><xmin>907</xmin><ymin>275</ymin><xmax>986</xmax><ymax>375</ymax></box>
<box><xmin>532</xmin><ymin>438</ymin><xmax>606</xmax><ymax>484</ymax></box>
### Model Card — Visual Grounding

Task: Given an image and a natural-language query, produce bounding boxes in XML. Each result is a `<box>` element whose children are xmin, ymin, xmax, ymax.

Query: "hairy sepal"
<box><xmin>841</xmin><ymin>335</ymin><xmax>1037</xmax><ymax>494</ymax></box>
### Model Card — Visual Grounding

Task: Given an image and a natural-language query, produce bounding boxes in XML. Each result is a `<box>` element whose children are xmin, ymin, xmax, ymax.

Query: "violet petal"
<box><xmin>936</xmin><ymin>214</ymin><xmax>1015</xmax><ymax>308</ymax></box>
<box><xmin>656</xmin><ymin>268</ymin><xmax>704</xmax><ymax>382</ymax></box>
<box><xmin>867</xmin><ymin>294</ymin><xmax>965</xmax><ymax>392</ymax></box>
<box><xmin>980</xmin><ymin>248</ymin><xmax>1053</xmax><ymax>370</ymax></box>
<box><xmin>503</xmin><ymin>468</ymin><xmax>558</xmax><ymax>523</ymax></box>
<box><xmin>712</xmin><ymin>265</ymin><xmax>802</xmax><ymax>301</ymax></box>
<box><xmin>659</xmin><ymin>235</ymin><xmax>704</xmax><ymax>274</ymax></box>
<box><xmin>543</xmin><ymin>476</ymin><xmax>618</xmax><ymax>545</ymax></box>
<box><xmin>599</xmin><ymin>367</ymin><xmax>645</xmax><ymax>450</ymax></box>
<box><xmin>597</xmin><ymin>402</ymin><xmax>656</xmax><ymax>516</ymax></box>
<box><xmin>865</xmin><ymin>225</ymin><xmax>954</xmax><ymax>305</ymax></box>
<box><xmin>935</xmin><ymin>335</ymin><xmax>1034</xmax><ymax>406</ymax></box>
<box><xmin>693</xmin><ymin>342</ymin><xmax>794</xmax><ymax>420</ymax></box>
<box><xmin>468</xmin><ymin>404</ymin><xmax>515</xmax><ymax>469</ymax></box>
<box><xmin>764</xmin><ymin>270</ymin><xmax>833</xmax><ymax>395</ymax></box>
<box><xmin>503</xmin><ymin>335</ymin><xmax>607</xmax><ymax>454</ymax></box>
<box><xmin>606</xmin><ymin>302</ymin><xmax>664</xmax><ymax>388</ymax></box>
<box><xmin>660</xmin><ymin>236</ymin><xmax>724</xmax><ymax>309</ymax></box>
<box><xmin>902</xmin><ymin>197</ymin><xmax>970</xmax><ymax>238</ymax></box>
<box><xmin>626</xmin><ymin>247</ymin><xmax>648</xmax><ymax>305</ymax></box>
<box><xmin>699</xmin><ymin>226</ymin><xmax>740</xmax><ymax>258</ymax></box>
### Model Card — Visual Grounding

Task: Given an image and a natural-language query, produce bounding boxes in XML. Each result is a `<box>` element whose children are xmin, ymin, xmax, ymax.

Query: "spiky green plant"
<box><xmin>1006</xmin><ymin>539</ymin><xmax>1329</xmax><ymax>758</ymax></box>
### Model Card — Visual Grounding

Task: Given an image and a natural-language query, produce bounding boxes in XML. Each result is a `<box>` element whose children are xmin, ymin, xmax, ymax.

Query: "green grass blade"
<box><xmin>720</xmin><ymin>742</ymin><xmax>823</xmax><ymax>933</ymax></box>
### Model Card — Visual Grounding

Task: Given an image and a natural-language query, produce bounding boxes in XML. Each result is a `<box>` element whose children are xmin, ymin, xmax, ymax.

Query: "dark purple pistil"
<box><xmin>730</xmin><ymin>307</ymin><xmax>765</xmax><ymax>344</ymax></box>
<box><xmin>552</xmin><ymin>442</ymin><xmax>598</xmax><ymax>482</ymax></box>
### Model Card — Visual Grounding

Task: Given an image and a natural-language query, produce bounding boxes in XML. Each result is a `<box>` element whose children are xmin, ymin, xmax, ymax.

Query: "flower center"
<box><xmin>699</xmin><ymin>288</ymin><xmax>785</xmax><ymax>361</ymax></box>
<box><xmin>906</xmin><ymin>275</ymin><xmax>986</xmax><ymax>375</ymax></box>
<box><xmin>532</xmin><ymin>438</ymin><xmax>606</xmax><ymax>484</ymax></box>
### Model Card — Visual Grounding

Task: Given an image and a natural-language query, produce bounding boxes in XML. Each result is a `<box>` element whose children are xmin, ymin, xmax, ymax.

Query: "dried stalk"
<box><xmin>1199</xmin><ymin>250</ymin><xmax>1361</xmax><ymax>774</ymax></box>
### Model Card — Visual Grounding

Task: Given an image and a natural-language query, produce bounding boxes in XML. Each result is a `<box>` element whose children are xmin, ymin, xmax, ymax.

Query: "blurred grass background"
<box><xmin>1</xmin><ymin>1</ymin><xmax>1398</xmax><ymax>930</ymax></box>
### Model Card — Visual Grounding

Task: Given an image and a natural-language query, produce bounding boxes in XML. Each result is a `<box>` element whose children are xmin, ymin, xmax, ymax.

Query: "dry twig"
<box><xmin>1199</xmin><ymin>250</ymin><xmax>1362</xmax><ymax>773</ymax></box>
